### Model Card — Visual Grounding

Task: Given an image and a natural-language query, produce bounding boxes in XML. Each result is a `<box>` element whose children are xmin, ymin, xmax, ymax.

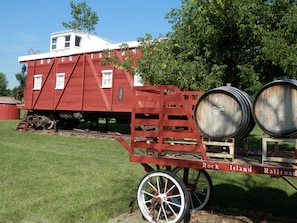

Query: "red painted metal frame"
<box><xmin>117</xmin><ymin>85</ymin><xmax>297</xmax><ymax>178</ymax></box>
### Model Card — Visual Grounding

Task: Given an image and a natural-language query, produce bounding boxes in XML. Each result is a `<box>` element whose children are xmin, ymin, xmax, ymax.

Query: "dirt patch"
<box><xmin>189</xmin><ymin>207</ymin><xmax>297</xmax><ymax>223</ymax></box>
<box><xmin>27</xmin><ymin>128</ymin><xmax>130</xmax><ymax>140</ymax></box>
<box><xmin>108</xmin><ymin>207</ymin><xmax>297</xmax><ymax>223</ymax></box>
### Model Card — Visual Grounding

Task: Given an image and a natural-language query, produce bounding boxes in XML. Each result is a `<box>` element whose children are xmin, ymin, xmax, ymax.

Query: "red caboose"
<box><xmin>18</xmin><ymin>30</ymin><xmax>143</xmax><ymax>130</ymax></box>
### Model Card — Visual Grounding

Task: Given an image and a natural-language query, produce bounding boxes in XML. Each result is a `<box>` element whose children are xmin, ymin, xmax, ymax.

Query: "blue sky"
<box><xmin>0</xmin><ymin>0</ymin><xmax>181</xmax><ymax>89</ymax></box>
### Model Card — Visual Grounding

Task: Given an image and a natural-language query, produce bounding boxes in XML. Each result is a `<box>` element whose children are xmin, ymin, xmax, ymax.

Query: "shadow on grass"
<box><xmin>208</xmin><ymin>183</ymin><xmax>297</xmax><ymax>220</ymax></box>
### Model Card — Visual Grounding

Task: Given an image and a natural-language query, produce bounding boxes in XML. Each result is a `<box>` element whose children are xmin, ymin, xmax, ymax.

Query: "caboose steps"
<box><xmin>16</xmin><ymin>121</ymin><xmax>28</xmax><ymax>131</ymax></box>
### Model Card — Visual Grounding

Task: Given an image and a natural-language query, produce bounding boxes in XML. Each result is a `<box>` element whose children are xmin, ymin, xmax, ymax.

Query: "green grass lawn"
<box><xmin>0</xmin><ymin>120</ymin><xmax>144</xmax><ymax>223</ymax></box>
<box><xmin>0</xmin><ymin>120</ymin><xmax>296</xmax><ymax>222</ymax></box>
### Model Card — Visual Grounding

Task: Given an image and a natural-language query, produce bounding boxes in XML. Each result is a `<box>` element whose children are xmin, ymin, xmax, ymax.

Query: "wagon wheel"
<box><xmin>137</xmin><ymin>170</ymin><xmax>190</xmax><ymax>223</ymax></box>
<box><xmin>173</xmin><ymin>168</ymin><xmax>212</xmax><ymax>211</ymax></box>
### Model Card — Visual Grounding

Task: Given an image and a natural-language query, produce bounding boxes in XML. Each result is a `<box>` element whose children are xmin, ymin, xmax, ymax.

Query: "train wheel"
<box><xmin>173</xmin><ymin>168</ymin><xmax>212</xmax><ymax>211</ymax></box>
<box><xmin>44</xmin><ymin>116</ymin><xmax>55</xmax><ymax>130</ymax></box>
<box><xmin>137</xmin><ymin>170</ymin><xmax>189</xmax><ymax>223</ymax></box>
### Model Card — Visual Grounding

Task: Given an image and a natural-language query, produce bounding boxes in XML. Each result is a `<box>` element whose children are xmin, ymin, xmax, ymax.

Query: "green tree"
<box><xmin>134</xmin><ymin>0</ymin><xmax>297</xmax><ymax>96</ymax></box>
<box><xmin>136</xmin><ymin>0</ymin><xmax>259</xmax><ymax>94</ymax></box>
<box><xmin>0</xmin><ymin>72</ymin><xmax>9</xmax><ymax>96</ymax></box>
<box><xmin>261</xmin><ymin>1</ymin><xmax>297</xmax><ymax>78</ymax></box>
<box><xmin>11</xmin><ymin>65</ymin><xmax>26</xmax><ymax>100</ymax></box>
<box><xmin>100</xmin><ymin>0</ymin><xmax>297</xmax><ymax>96</ymax></box>
<box><xmin>62</xmin><ymin>1</ymin><xmax>99</xmax><ymax>33</ymax></box>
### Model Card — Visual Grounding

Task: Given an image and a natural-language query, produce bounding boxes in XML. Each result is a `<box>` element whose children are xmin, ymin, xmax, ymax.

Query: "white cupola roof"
<box><xmin>19</xmin><ymin>30</ymin><xmax>139</xmax><ymax>62</ymax></box>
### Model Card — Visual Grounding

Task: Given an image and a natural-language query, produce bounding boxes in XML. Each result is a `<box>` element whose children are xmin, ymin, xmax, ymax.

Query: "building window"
<box><xmin>75</xmin><ymin>36</ymin><xmax>81</xmax><ymax>47</ymax></box>
<box><xmin>33</xmin><ymin>74</ymin><xmax>42</xmax><ymax>90</ymax></box>
<box><xmin>134</xmin><ymin>73</ymin><xmax>143</xmax><ymax>86</ymax></box>
<box><xmin>101</xmin><ymin>70</ymin><xmax>113</xmax><ymax>88</ymax></box>
<box><xmin>65</xmin><ymin>35</ymin><xmax>71</xmax><ymax>48</ymax></box>
<box><xmin>51</xmin><ymin>38</ymin><xmax>57</xmax><ymax>50</ymax></box>
<box><xmin>55</xmin><ymin>73</ymin><xmax>65</xmax><ymax>89</ymax></box>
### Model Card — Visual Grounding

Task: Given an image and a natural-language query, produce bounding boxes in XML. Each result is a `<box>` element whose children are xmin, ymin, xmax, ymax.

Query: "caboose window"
<box><xmin>33</xmin><ymin>74</ymin><xmax>42</xmax><ymax>90</ymax></box>
<box><xmin>65</xmin><ymin>35</ymin><xmax>71</xmax><ymax>48</ymax></box>
<box><xmin>51</xmin><ymin>38</ymin><xmax>57</xmax><ymax>50</ymax></box>
<box><xmin>75</xmin><ymin>36</ymin><xmax>81</xmax><ymax>47</ymax></box>
<box><xmin>55</xmin><ymin>73</ymin><xmax>65</xmax><ymax>89</ymax></box>
<box><xmin>101</xmin><ymin>70</ymin><xmax>113</xmax><ymax>88</ymax></box>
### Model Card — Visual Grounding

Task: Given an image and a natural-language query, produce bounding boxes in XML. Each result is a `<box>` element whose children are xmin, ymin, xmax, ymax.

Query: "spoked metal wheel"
<box><xmin>173</xmin><ymin>168</ymin><xmax>212</xmax><ymax>211</ymax></box>
<box><xmin>137</xmin><ymin>170</ymin><xmax>189</xmax><ymax>223</ymax></box>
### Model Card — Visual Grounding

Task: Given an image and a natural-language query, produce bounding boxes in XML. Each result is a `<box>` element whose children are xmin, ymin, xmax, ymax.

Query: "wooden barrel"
<box><xmin>253</xmin><ymin>78</ymin><xmax>297</xmax><ymax>138</ymax></box>
<box><xmin>194</xmin><ymin>86</ymin><xmax>255</xmax><ymax>141</ymax></box>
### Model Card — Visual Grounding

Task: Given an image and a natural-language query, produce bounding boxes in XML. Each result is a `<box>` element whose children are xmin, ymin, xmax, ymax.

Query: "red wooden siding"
<box><xmin>23</xmin><ymin>48</ymin><xmax>141</xmax><ymax>113</ymax></box>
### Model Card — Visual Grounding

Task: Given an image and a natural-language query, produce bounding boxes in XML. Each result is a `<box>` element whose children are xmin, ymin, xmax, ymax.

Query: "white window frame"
<box><xmin>65</xmin><ymin>35</ymin><xmax>71</xmax><ymax>48</ymax></box>
<box><xmin>51</xmin><ymin>38</ymin><xmax>57</xmax><ymax>50</ymax></box>
<box><xmin>33</xmin><ymin>74</ymin><xmax>42</xmax><ymax>90</ymax></box>
<box><xmin>134</xmin><ymin>73</ymin><xmax>143</xmax><ymax>86</ymax></box>
<box><xmin>55</xmin><ymin>73</ymin><xmax>65</xmax><ymax>90</ymax></box>
<box><xmin>101</xmin><ymin>70</ymin><xmax>113</xmax><ymax>88</ymax></box>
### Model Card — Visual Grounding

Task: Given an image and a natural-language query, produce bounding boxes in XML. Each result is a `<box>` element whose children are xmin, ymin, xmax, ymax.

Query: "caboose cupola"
<box><xmin>49</xmin><ymin>29</ymin><xmax>113</xmax><ymax>54</ymax></box>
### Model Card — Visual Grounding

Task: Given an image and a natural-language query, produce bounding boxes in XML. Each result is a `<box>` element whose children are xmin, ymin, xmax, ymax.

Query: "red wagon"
<box><xmin>116</xmin><ymin>84</ymin><xmax>297</xmax><ymax>223</ymax></box>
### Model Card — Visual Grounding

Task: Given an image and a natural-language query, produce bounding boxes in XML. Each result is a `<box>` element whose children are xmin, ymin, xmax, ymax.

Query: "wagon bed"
<box><xmin>117</xmin><ymin>85</ymin><xmax>296</xmax><ymax>177</ymax></box>
<box><xmin>116</xmin><ymin>85</ymin><xmax>297</xmax><ymax>223</ymax></box>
